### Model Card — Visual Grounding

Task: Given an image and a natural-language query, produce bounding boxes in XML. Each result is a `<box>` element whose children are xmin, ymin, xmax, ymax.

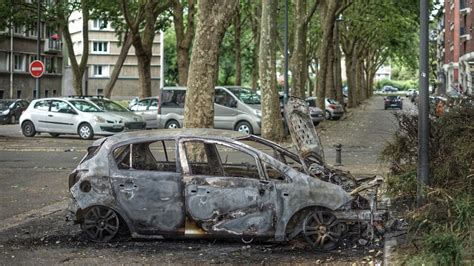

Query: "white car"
<box><xmin>405</xmin><ymin>89</ymin><xmax>417</xmax><ymax>97</ymax></box>
<box><xmin>20</xmin><ymin>98</ymin><xmax>125</xmax><ymax>140</ymax></box>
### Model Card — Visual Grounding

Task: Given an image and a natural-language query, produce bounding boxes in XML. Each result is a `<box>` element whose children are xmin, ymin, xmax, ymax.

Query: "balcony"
<box><xmin>44</xmin><ymin>39</ymin><xmax>61</xmax><ymax>53</ymax></box>
<box><xmin>460</xmin><ymin>0</ymin><xmax>471</xmax><ymax>14</ymax></box>
<box><xmin>460</xmin><ymin>27</ymin><xmax>472</xmax><ymax>41</ymax></box>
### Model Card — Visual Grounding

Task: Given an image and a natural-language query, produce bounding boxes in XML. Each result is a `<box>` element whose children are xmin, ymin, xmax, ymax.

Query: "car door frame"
<box><xmin>109</xmin><ymin>138</ymin><xmax>185</xmax><ymax>236</ymax></box>
<box><xmin>178</xmin><ymin>137</ymin><xmax>278</xmax><ymax>238</ymax></box>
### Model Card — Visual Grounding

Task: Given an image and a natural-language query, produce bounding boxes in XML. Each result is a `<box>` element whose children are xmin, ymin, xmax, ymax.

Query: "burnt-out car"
<box><xmin>68</xmin><ymin>99</ymin><xmax>385</xmax><ymax>250</ymax></box>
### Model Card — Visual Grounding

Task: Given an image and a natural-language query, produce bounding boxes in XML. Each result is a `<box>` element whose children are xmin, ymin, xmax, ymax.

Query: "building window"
<box><xmin>17</xmin><ymin>90</ymin><xmax>22</xmax><ymax>99</ymax></box>
<box><xmin>29</xmin><ymin>23</ymin><xmax>37</xmax><ymax>37</ymax></box>
<box><xmin>97</xmin><ymin>88</ymin><xmax>104</xmax><ymax>95</ymax></box>
<box><xmin>14</xmin><ymin>54</ymin><xmax>25</xmax><ymax>71</ymax></box>
<box><xmin>92</xmin><ymin>19</ymin><xmax>108</xmax><ymax>30</ymax></box>
<box><xmin>93</xmin><ymin>65</ymin><xmax>109</xmax><ymax>77</ymax></box>
<box><xmin>13</xmin><ymin>26</ymin><xmax>25</xmax><ymax>36</ymax></box>
<box><xmin>92</xmin><ymin>41</ymin><xmax>109</xmax><ymax>53</ymax></box>
<box><xmin>0</xmin><ymin>90</ymin><xmax>4</xmax><ymax>99</ymax></box>
<box><xmin>45</xmin><ymin>90</ymin><xmax>49</xmax><ymax>97</ymax></box>
<box><xmin>53</xmin><ymin>89</ymin><xmax>57</xmax><ymax>96</ymax></box>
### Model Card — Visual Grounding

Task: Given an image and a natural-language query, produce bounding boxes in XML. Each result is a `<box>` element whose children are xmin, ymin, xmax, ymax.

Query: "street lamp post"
<box><xmin>417</xmin><ymin>0</ymin><xmax>430</xmax><ymax>207</ymax></box>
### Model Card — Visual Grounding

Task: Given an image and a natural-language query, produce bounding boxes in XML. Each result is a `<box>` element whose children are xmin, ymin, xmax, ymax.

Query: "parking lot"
<box><xmin>0</xmin><ymin>95</ymin><xmax>409</xmax><ymax>264</ymax></box>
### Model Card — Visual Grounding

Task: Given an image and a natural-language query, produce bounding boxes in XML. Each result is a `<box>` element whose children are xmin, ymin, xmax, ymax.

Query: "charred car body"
<box><xmin>67</xmin><ymin>98</ymin><xmax>386</xmax><ymax>250</ymax></box>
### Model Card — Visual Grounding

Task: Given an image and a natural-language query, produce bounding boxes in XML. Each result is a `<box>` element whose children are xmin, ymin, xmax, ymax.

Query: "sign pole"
<box><xmin>36</xmin><ymin>0</ymin><xmax>41</xmax><ymax>98</ymax></box>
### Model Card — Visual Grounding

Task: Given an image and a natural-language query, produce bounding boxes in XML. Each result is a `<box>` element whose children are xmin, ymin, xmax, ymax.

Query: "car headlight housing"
<box><xmin>253</xmin><ymin>109</ymin><xmax>262</xmax><ymax>117</ymax></box>
<box><xmin>1</xmin><ymin>109</ymin><xmax>10</xmax><ymax>115</ymax></box>
<box><xmin>93</xmin><ymin>115</ymin><xmax>106</xmax><ymax>123</ymax></box>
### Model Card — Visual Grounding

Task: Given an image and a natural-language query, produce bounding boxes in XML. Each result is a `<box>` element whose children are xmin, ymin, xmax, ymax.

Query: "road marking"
<box><xmin>0</xmin><ymin>200</ymin><xmax>68</xmax><ymax>232</ymax></box>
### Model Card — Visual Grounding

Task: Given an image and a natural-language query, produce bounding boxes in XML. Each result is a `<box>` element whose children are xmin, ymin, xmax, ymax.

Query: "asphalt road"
<box><xmin>0</xmin><ymin>95</ymin><xmax>409</xmax><ymax>264</ymax></box>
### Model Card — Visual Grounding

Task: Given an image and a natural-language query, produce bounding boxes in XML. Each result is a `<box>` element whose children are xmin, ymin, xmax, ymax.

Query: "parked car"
<box><xmin>306</xmin><ymin>97</ymin><xmax>344</xmax><ymax>120</ymax></box>
<box><xmin>20</xmin><ymin>98</ymin><xmax>125</xmax><ymax>139</ymax></box>
<box><xmin>129</xmin><ymin>96</ymin><xmax>160</xmax><ymax>129</ymax></box>
<box><xmin>303</xmin><ymin>99</ymin><xmax>325</xmax><ymax>125</ymax></box>
<box><xmin>155</xmin><ymin>86</ymin><xmax>262</xmax><ymax>134</ymax></box>
<box><xmin>381</xmin><ymin>85</ymin><xmax>399</xmax><ymax>94</ymax></box>
<box><xmin>79</xmin><ymin>96</ymin><xmax>146</xmax><ymax>130</ymax></box>
<box><xmin>67</xmin><ymin>126</ymin><xmax>385</xmax><ymax>249</ymax></box>
<box><xmin>405</xmin><ymin>89</ymin><xmax>416</xmax><ymax>97</ymax></box>
<box><xmin>0</xmin><ymin>99</ymin><xmax>29</xmax><ymax>124</ymax></box>
<box><xmin>384</xmin><ymin>95</ymin><xmax>403</xmax><ymax>110</ymax></box>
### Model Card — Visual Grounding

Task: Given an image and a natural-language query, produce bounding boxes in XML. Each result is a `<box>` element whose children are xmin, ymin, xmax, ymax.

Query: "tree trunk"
<box><xmin>326</xmin><ymin>34</ymin><xmax>335</xmax><ymax>99</ymax></box>
<box><xmin>121</xmin><ymin>0</ymin><xmax>172</xmax><ymax>97</ymax></box>
<box><xmin>259</xmin><ymin>0</ymin><xmax>283</xmax><ymax>141</ymax></box>
<box><xmin>250</xmin><ymin>3</ymin><xmax>261</xmax><ymax>91</ymax></box>
<box><xmin>316</xmin><ymin>0</ymin><xmax>337</xmax><ymax>109</ymax></box>
<box><xmin>173</xmin><ymin>0</ymin><xmax>195</xmax><ymax>86</ymax></box>
<box><xmin>105</xmin><ymin>32</ymin><xmax>133</xmax><ymax>97</ymax></box>
<box><xmin>290</xmin><ymin>0</ymin><xmax>307</xmax><ymax>98</ymax></box>
<box><xmin>334</xmin><ymin>25</ymin><xmax>343</xmax><ymax>106</ymax></box>
<box><xmin>345</xmin><ymin>53</ymin><xmax>357</xmax><ymax>108</ymax></box>
<box><xmin>184</xmin><ymin>0</ymin><xmax>238</xmax><ymax>129</ymax></box>
<box><xmin>313</xmin><ymin>58</ymin><xmax>318</xmax><ymax>97</ymax></box>
<box><xmin>234</xmin><ymin>6</ymin><xmax>242</xmax><ymax>85</ymax></box>
<box><xmin>57</xmin><ymin>0</ymin><xmax>90</xmax><ymax>95</ymax></box>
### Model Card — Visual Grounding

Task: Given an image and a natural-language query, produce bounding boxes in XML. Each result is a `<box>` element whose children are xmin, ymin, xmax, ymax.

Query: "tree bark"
<box><xmin>250</xmin><ymin>2</ymin><xmax>261</xmax><ymax>91</ymax></box>
<box><xmin>234</xmin><ymin>6</ymin><xmax>242</xmax><ymax>86</ymax></box>
<box><xmin>173</xmin><ymin>0</ymin><xmax>195</xmax><ymax>86</ymax></box>
<box><xmin>316</xmin><ymin>0</ymin><xmax>338</xmax><ymax>109</ymax></box>
<box><xmin>259</xmin><ymin>0</ymin><xmax>283</xmax><ymax>141</ymax></box>
<box><xmin>184</xmin><ymin>0</ymin><xmax>238</xmax><ymax>129</ymax></box>
<box><xmin>289</xmin><ymin>0</ymin><xmax>308</xmax><ymax>98</ymax></box>
<box><xmin>326</xmin><ymin>32</ymin><xmax>335</xmax><ymax>99</ymax></box>
<box><xmin>105</xmin><ymin>32</ymin><xmax>133</xmax><ymax>97</ymax></box>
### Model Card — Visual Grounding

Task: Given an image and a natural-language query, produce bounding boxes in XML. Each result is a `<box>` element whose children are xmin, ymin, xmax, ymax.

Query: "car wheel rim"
<box><xmin>24</xmin><ymin>124</ymin><xmax>32</xmax><ymax>135</ymax></box>
<box><xmin>325</xmin><ymin>111</ymin><xmax>331</xmax><ymax>120</ymax></box>
<box><xmin>80</xmin><ymin>126</ymin><xmax>91</xmax><ymax>139</ymax></box>
<box><xmin>303</xmin><ymin>210</ymin><xmax>342</xmax><ymax>250</ymax></box>
<box><xmin>82</xmin><ymin>206</ymin><xmax>119</xmax><ymax>242</ymax></box>
<box><xmin>168</xmin><ymin>123</ymin><xmax>178</xmax><ymax>129</ymax></box>
<box><xmin>238</xmin><ymin>125</ymin><xmax>250</xmax><ymax>134</ymax></box>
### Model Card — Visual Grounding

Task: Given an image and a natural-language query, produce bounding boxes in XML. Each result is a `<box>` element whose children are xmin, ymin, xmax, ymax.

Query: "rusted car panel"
<box><xmin>67</xmin><ymin>126</ymin><xmax>384</xmax><ymax>249</ymax></box>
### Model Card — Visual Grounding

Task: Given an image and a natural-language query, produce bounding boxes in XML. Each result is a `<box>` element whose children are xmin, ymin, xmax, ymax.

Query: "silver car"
<box><xmin>67</xmin><ymin>100</ymin><xmax>385</xmax><ymax>249</ymax></box>
<box><xmin>129</xmin><ymin>96</ymin><xmax>159</xmax><ymax>129</ymax></box>
<box><xmin>20</xmin><ymin>98</ymin><xmax>125</xmax><ymax>140</ymax></box>
<box><xmin>85</xmin><ymin>97</ymin><xmax>146</xmax><ymax>130</ymax></box>
<box><xmin>306</xmin><ymin>97</ymin><xmax>344</xmax><ymax>120</ymax></box>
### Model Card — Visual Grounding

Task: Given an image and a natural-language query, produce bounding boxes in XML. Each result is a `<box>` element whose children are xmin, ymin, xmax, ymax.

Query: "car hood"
<box><xmin>107</xmin><ymin>111</ymin><xmax>144</xmax><ymax>123</ymax></box>
<box><xmin>284</xmin><ymin>97</ymin><xmax>325</xmax><ymax>171</ymax></box>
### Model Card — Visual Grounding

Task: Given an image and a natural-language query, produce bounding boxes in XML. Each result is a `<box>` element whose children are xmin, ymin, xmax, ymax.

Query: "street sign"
<box><xmin>29</xmin><ymin>60</ymin><xmax>45</xmax><ymax>78</ymax></box>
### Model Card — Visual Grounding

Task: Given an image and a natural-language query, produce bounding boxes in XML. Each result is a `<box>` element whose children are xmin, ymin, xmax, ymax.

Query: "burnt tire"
<box><xmin>81</xmin><ymin>206</ymin><xmax>120</xmax><ymax>242</ymax></box>
<box><xmin>235</xmin><ymin>121</ymin><xmax>253</xmax><ymax>134</ymax></box>
<box><xmin>302</xmin><ymin>210</ymin><xmax>343</xmax><ymax>250</ymax></box>
<box><xmin>165</xmin><ymin>120</ymin><xmax>180</xmax><ymax>129</ymax></box>
<box><xmin>78</xmin><ymin>123</ymin><xmax>94</xmax><ymax>140</ymax></box>
<box><xmin>21</xmin><ymin>121</ymin><xmax>36</xmax><ymax>137</ymax></box>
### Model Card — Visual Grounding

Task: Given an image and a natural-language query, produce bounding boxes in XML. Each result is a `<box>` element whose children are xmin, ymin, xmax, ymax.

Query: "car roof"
<box><xmin>98</xmin><ymin>128</ymin><xmax>249</xmax><ymax>146</ymax></box>
<box><xmin>31</xmin><ymin>97</ymin><xmax>89</xmax><ymax>102</ymax></box>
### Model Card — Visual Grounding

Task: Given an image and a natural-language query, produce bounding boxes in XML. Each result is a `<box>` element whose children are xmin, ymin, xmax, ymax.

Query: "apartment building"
<box><xmin>65</xmin><ymin>12</ymin><xmax>164</xmax><ymax>99</ymax></box>
<box><xmin>0</xmin><ymin>23</ymin><xmax>63</xmax><ymax>99</ymax></box>
<box><xmin>443</xmin><ymin>0</ymin><xmax>473</xmax><ymax>95</ymax></box>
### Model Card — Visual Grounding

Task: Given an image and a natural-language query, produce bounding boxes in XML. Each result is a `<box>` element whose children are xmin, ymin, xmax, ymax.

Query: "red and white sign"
<box><xmin>29</xmin><ymin>60</ymin><xmax>45</xmax><ymax>78</ymax></box>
